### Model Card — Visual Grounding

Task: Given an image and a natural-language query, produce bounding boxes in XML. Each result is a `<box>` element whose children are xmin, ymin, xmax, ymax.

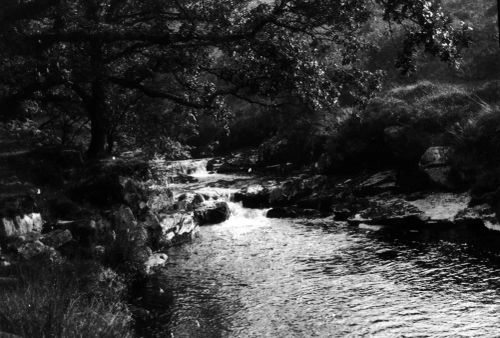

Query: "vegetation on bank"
<box><xmin>0</xmin><ymin>260</ymin><xmax>132</xmax><ymax>337</ymax></box>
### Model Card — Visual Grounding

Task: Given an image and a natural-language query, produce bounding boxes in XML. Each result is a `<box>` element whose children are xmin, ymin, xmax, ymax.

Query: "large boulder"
<box><xmin>151</xmin><ymin>213</ymin><xmax>198</xmax><ymax>247</ymax></box>
<box><xmin>268</xmin><ymin>175</ymin><xmax>329</xmax><ymax>207</ymax></box>
<box><xmin>175</xmin><ymin>193</ymin><xmax>205</xmax><ymax>211</ymax></box>
<box><xmin>347</xmin><ymin>193</ymin><xmax>474</xmax><ymax>228</ymax></box>
<box><xmin>54</xmin><ymin>219</ymin><xmax>100</xmax><ymax>247</ymax></box>
<box><xmin>455</xmin><ymin>204</ymin><xmax>500</xmax><ymax>230</ymax></box>
<box><xmin>0</xmin><ymin>213</ymin><xmax>42</xmax><ymax>240</ymax></box>
<box><xmin>194</xmin><ymin>202</ymin><xmax>231</xmax><ymax>225</ymax></box>
<box><xmin>234</xmin><ymin>185</ymin><xmax>270</xmax><ymax>208</ymax></box>
<box><xmin>144</xmin><ymin>253</ymin><xmax>168</xmax><ymax>275</ymax></box>
<box><xmin>109</xmin><ymin>205</ymin><xmax>153</xmax><ymax>270</ymax></box>
<box><xmin>354</xmin><ymin>171</ymin><xmax>398</xmax><ymax>196</ymax></box>
<box><xmin>348</xmin><ymin>198</ymin><xmax>428</xmax><ymax>227</ymax></box>
<box><xmin>147</xmin><ymin>187</ymin><xmax>174</xmax><ymax>213</ymax></box>
<box><xmin>407</xmin><ymin>193</ymin><xmax>471</xmax><ymax>224</ymax></box>
<box><xmin>17</xmin><ymin>240</ymin><xmax>59</xmax><ymax>261</ymax></box>
<box><xmin>419</xmin><ymin>146</ymin><xmax>455</xmax><ymax>189</ymax></box>
<box><xmin>40</xmin><ymin>229</ymin><xmax>73</xmax><ymax>248</ymax></box>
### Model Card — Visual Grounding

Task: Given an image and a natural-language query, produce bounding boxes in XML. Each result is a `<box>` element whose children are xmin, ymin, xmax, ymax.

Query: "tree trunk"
<box><xmin>498</xmin><ymin>0</ymin><xmax>500</xmax><ymax>47</ymax></box>
<box><xmin>106</xmin><ymin>132</ymin><xmax>114</xmax><ymax>154</ymax></box>
<box><xmin>86</xmin><ymin>39</ymin><xmax>108</xmax><ymax>159</ymax></box>
<box><xmin>87</xmin><ymin>110</ymin><xmax>107</xmax><ymax>158</ymax></box>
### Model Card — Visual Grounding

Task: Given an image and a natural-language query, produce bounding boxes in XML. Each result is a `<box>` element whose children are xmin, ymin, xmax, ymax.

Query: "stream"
<box><xmin>139</xmin><ymin>159</ymin><xmax>500</xmax><ymax>337</ymax></box>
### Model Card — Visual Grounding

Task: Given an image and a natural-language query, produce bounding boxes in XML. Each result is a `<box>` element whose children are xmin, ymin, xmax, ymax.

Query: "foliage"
<box><xmin>323</xmin><ymin>81</ymin><xmax>498</xmax><ymax>172</ymax></box>
<box><xmin>448</xmin><ymin>101</ymin><xmax>500</xmax><ymax>190</ymax></box>
<box><xmin>0</xmin><ymin>260</ymin><xmax>132</xmax><ymax>338</ymax></box>
<box><xmin>258</xmin><ymin>109</ymin><xmax>336</xmax><ymax>166</ymax></box>
<box><xmin>0</xmin><ymin>0</ymin><xmax>471</xmax><ymax>158</ymax></box>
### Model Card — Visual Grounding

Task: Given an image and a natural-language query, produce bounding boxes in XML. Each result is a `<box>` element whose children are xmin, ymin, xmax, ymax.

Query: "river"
<box><xmin>138</xmin><ymin>161</ymin><xmax>500</xmax><ymax>337</ymax></box>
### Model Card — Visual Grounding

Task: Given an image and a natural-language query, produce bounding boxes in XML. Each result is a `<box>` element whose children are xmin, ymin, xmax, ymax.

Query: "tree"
<box><xmin>0</xmin><ymin>0</ymin><xmax>470</xmax><ymax>158</ymax></box>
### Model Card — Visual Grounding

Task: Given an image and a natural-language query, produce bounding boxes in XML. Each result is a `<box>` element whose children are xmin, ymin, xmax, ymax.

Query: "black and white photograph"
<box><xmin>1</xmin><ymin>0</ymin><xmax>500</xmax><ymax>337</ymax></box>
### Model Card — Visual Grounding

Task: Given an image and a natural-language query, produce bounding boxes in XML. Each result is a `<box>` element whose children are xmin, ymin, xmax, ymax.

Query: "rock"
<box><xmin>419</xmin><ymin>146</ymin><xmax>455</xmax><ymax>189</ymax></box>
<box><xmin>17</xmin><ymin>240</ymin><xmax>59</xmax><ymax>260</ymax></box>
<box><xmin>419</xmin><ymin>146</ymin><xmax>452</xmax><ymax>167</ymax></box>
<box><xmin>269</xmin><ymin>175</ymin><xmax>329</xmax><ymax>206</ymax></box>
<box><xmin>108</xmin><ymin>205</ymin><xmax>154</xmax><ymax>269</ymax></box>
<box><xmin>122</xmin><ymin>178</ymin><xmax>149</xmax><ymax>212</ymax></box>
<box><xmin>216</xmin><ymin>153</ymin><xmax>257</xmax><ymax>173</ymax></box>
<box><xmin>0</xmin><ymin>213</ymin><xmax>42</xmax><ymax>239</ymax></box>
<box><xmin>194</xmin><ymin>202</ymin><xmax>231</xmax><ymax>225</ymax></box>
<box><xmin>267</xmin><ymin>207</ymin><xmax>299</xmax><ymax>218</ymax></box>
<box><xmin>144</xmin><ymin>253</ymin><xmax>168</xmax><ymax>274</ymax></box>
<box><xmin>348</xmin><ymin>198</ymin><xmax>428</xmax><ymax>227</ymax></box>
<box><xmin>40</xmin><ymin>229</ymin><xmax>73</xmax><ymax>248</ymax></box>
<box><xmin>206</xmin><ymin>158</ymin><xmax>222</xmax><ymax>172</ymax></box>
<box><xmin>234</xmin><ymin>185</ymin><xmax>270</xmax><ymax>208</ymax></box>
<box><xmin>354</xmin><ymin>171</ymin><xmax>398</xmax><ymax>196</ymax></box>
<box><xmin>92</xmin><ymin>245</ymin><xmax>106</xmax><ymax>258</ymax></box>
<box><xmin>332</xmin><ymin>206</ymin><xmax>355</xmax><ymax>221</ymax></box>
<box><xmin>114</xmin><ymin>205</ymin><xmax>137</xmax><ymax>232</ymax></box>
<box><xmin>407</xmin><ymin>193</ymin><xmax>471</xmax><ymax>224</ymax></box>
<box><xmin>455</xmin><ymin>204</ymin><xmax>500</xmax><ymax>230</ymax></box>
<box><xmin>154</xmin><ymin>213</ymin><xmax>198</xmax><ymax>247</ymax></box>
<box><xmin>55</xmin><ymin>219</ymin><xmax>98</xmax><ymax>247</ymax></box>
<box><xmin>5</xmin><ymin>232</ymin><xmax>41</xmax><ymax>251</ymax></box>
<box><xmin>348</xmin><ymin>193</ymin><xmax>474</xmax><ymax>228</ymax></box>
<box><xmin>147</xmin><ymin>188</ymin><xmax>174</xmax><ymax>213</ymax></box>
<box><xmin>266</xmin><ymin>207</ymin><xmax>322</xmax><ymax>219</ymax></box>
<box><xmin>176</xmin><ymin>193</ymin><xmax>205</xmax><ymax>211</ymax></box>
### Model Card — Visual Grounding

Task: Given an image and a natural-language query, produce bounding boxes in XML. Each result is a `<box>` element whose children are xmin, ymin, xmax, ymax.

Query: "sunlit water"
<box><xmin>139</xmin><ymin>165</ymin><xmax>500</xmax><ymax>337</ymax></box>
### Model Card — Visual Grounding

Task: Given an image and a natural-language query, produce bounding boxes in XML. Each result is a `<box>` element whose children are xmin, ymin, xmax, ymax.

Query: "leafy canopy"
<box><xmin>0</xmin><ymin>0</ymin><xmax>470</xmax><ymax>157</ymax></box>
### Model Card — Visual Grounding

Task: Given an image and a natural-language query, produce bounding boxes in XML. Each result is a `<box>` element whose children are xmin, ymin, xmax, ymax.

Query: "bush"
<box><xmin>448</xmin><ymin>104</ymin><xmax>500</xmax><ymax>190</ymax></box>
<box><xmin>323</xmin><ymin>81</ymin><xmax>489</xmax><ymax>172</ymax></box>
<box><xmin>257</xmin><ymin>110</ymin><xmax>336</xmax><ymax>167</ymax></box>
<box><xmin>0</xmin><ymin>261</ymin><xmax>133</xmax><ymax>338</ymax></box>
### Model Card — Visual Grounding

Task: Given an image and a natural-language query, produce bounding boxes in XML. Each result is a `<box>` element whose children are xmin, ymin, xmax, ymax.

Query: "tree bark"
<box><xmin>87</xmin><ymin>107</ymin><xmax>107</xmax><ymax>158</ymax></box>
<box><xmin>106</xmin><ymin>132</ymin><xmax>114</xmax><ymax>154</ymax></box>
<box><xmin>497</xmin><ymin>0</ymin><xmax>500</xmax><ymax>47</ymax></box>
<box><xmin>86</xmin><ymin>39</ymin><xmax>108</xmax><ymax>159</ymax></box>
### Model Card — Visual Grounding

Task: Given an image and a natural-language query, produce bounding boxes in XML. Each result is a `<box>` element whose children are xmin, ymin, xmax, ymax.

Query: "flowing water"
<box><xmin>140</xmin><ymin>160</ymin><xmax>500</xmax><ymax>337</ymax></box>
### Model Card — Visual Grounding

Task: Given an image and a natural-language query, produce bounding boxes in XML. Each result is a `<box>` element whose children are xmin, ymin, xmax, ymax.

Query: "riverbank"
<box><xmin>2</xmin><ymin>137</ymin><xmax>500</xmax><ymax>336</ymax></box>
<box><xmin>0</xmin><ymin>138</ymin><xmax>237</xmax><ymax>336</ymax></box>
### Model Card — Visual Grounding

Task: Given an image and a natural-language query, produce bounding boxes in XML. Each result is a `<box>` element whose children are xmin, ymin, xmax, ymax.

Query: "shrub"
<box><xmin>323</xmin><ymin>81</ymin><xmax>488</xmax><ymax>173</ymax></box>
<box><xmin>448</xmin><ymin>104</ymin><xmax>500</xmax><ymax>190</ymax></box>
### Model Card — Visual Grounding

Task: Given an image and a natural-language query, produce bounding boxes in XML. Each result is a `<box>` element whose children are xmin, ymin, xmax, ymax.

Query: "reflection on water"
<box><xmin>139</xmin><ymin>208</ymin><xmax>500</xmax><ymax>337</ymax></box>
<box><xmin>139</xmin><ymin>170</ymin><xmax>500</xmax><ymax>337</ymax></box>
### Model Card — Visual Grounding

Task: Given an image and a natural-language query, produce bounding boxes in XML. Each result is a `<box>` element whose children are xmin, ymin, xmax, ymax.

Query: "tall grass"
<box><xmin>0</xmin><ymin>260</ymin><xmax>133</xmax><ymax>338</ymax></box>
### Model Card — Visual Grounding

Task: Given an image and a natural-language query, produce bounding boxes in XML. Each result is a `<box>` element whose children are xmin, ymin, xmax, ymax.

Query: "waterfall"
<box><xmin>162</xmin><ymin>158</ymin><xmax>209</xmax><ymax>176</ymax></box>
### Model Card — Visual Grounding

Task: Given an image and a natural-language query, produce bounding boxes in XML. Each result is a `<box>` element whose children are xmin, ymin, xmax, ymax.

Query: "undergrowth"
<box><xmin>0</xmin><ymin>260</ymin><xmax>133</xmax><ymax>338</ymax></box>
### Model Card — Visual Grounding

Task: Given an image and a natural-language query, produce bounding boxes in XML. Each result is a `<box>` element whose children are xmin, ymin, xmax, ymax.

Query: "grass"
<box><xmin>0</xmin><ymin>260</ymin><xmax>133</xmax><ymax>338</ymax></box>
<box><xmin>323</xmin><ymin>79</ymin><xmax>500</xmax><ymax>173</ymax></box>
